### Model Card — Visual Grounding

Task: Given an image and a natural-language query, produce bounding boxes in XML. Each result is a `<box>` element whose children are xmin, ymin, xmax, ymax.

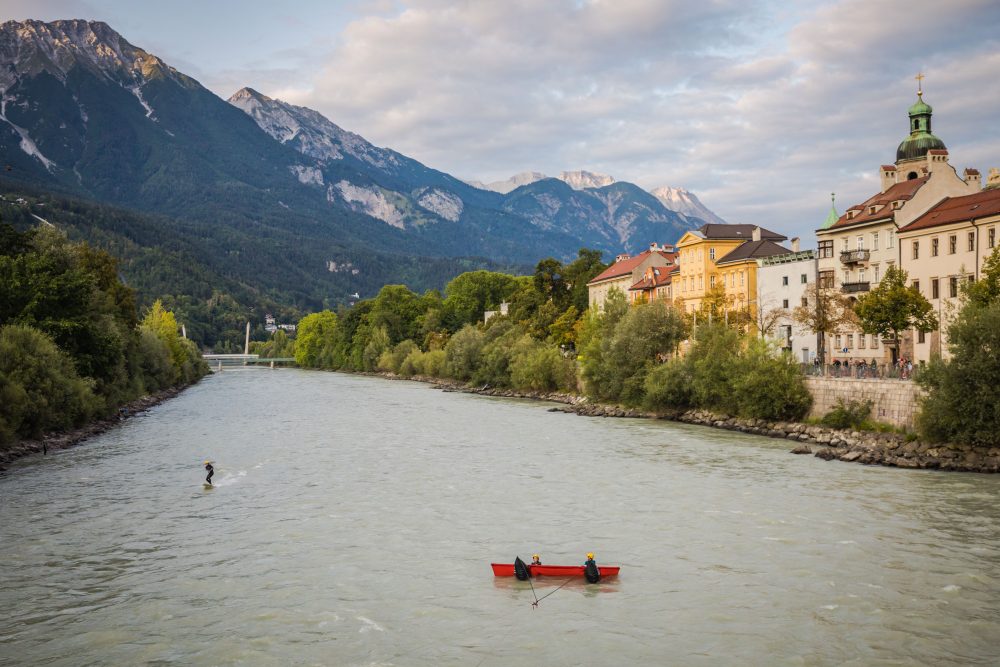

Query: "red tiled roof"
<box><xmin>881</xmin><ymin>165</ymin><xmax>897</xmax><ymax>171</ymax></box>
<box><xmin>899</xmin><ymin>188</ymin><xmax>1000</xmax><ymax>233</ymax></box>
<box><xmin>587</xmin><ymin>250</ymin><xmax>675</xmax><ymax>284</ymax></box>
<box><xmin>965</xmin><ymin>168</ymin><xmax>981</xmax><ymax>175</ymax></box>
<box><xmin>928</xmin><ymin>149</ymin><xmax>948</xmax><ymax>155</ymax></box>
<box><xmin>825</xmin><ymin>176</ymin><xmax>929</xmax><ymax>230</ymax></box>
<box><xmin>628</xmin><ymin>266</ymin><xmax>674</xmax><ymax>291</ymax></box>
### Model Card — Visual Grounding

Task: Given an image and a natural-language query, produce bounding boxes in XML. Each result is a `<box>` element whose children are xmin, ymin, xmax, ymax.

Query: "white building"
<box><xmin>756</xmin><ymin>249</ymin><xmax>817</xmax><ymax>364</ymax></box>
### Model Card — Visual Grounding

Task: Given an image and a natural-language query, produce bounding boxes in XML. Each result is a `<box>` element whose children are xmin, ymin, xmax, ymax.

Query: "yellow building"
<box><xmin>674</xmin><ymin>224</ymin><xmax>787</xmax><ymax>314</ymax></box>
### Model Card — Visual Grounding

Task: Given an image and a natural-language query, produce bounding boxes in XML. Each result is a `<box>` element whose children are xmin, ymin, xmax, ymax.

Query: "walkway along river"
<box><xmin>1</xmin><ymin>369</ymin><xmax>998</xmax><ymax>665</ymax></box>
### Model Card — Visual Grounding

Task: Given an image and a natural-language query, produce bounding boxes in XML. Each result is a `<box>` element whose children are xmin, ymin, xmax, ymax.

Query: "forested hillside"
<box><xmin>0</xmin><ymin>184</ymin><xmax>520</xmax><ymax>349</ymax></box>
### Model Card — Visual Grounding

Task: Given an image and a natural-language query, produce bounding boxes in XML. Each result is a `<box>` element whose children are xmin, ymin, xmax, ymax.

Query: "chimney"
<box><xmin>879</xmin><ymin>164</ymin><xmax>897</xmax><ymax>192</ymax></box>
<box><xmin>791</xmin><ymin>237</ymin><xmax>800</xmax><ymax>252</ymax></box>
<box><xmin>649</xmin><ymin>242</ymin><xmax>660</xmax><ymax>252</ymax></box>
<box><xmin>964</xmin><ymin>168</ymin><xmax>982</xmax><ymax>190</ymax></box>
<box><xmin>751</xmin><ymin>226</ymin><xmax>762</xmax><ymax>242</ymax></box>
<box><xmin>615</xmin><ymin>253</ymin><xmax>631</xmax><ymax>263</ymax></box>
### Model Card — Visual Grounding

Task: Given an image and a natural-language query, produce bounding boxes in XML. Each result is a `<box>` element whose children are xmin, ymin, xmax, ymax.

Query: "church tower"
<box><xmin>895</xmin><ymin>74</ymin><xmax>947</xmax><ymax>177</ymax></box>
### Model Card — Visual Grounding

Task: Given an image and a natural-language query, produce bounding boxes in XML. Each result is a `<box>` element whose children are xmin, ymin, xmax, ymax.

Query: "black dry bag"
<box><xmin>584</xmin><ymin>559</ymin><xmax>600</xmax><ymax>584</ymax></box>
<box><xmin>514</xmin><ymin>556</ymin><xmax>530</xmax><ymax>581</ymax></box>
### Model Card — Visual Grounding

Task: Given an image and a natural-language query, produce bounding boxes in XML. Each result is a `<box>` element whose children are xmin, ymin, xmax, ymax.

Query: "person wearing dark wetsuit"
<box><xmin>204</xmin><ymin>461</ymin><xmax>214</xmax><ymax>485</ymax></box>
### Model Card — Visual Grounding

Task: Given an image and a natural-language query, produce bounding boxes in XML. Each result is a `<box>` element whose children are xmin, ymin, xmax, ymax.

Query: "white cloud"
<box><xmin>277</xmin><ymin>0</ymin><xmax>1000</xmax><ymax>241</ymax></box>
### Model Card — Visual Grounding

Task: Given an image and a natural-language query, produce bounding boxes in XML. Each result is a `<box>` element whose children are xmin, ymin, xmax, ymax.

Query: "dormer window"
<box><xmin>868</xmin><ymin>206</ymin><xmax>877</xmax><ymax>215</ymax></box>
<box><xmin>892</xmin><ymin>201</ymin><xmax>902</xmax><ymax>210</ymax></box>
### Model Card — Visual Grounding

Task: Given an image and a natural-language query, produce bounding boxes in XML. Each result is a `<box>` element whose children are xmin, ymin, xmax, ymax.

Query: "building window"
<box><xmin>859</xmin><ymin>334</ymin><xmax>866</xmax><ymax>349</ymax></box>
<box><xmin>782</xmin><ymin>275</ymin><xmax>789</xmax><ymax>286</ymax></box>
<box><xmin>857</xmin><ymin>235</ymin><xmax>864</xmax><ymax>250</ymax></box>
<box><xmin>800</xmin><ymin>274</ymin><xmax>807</xmax><ymax>284</ymax></box>
<box><xmin>872</xmin><ymin>232</ymin><xmax>879</xmax><ymax>251</ymax></box>
<box><xmin>950</xmin><ymin>276</ymin><xmax>958</xmax><ymax>298</ymax></box>
<box><xmin>698</xmin><ymin>276</ymin><xmax>703</xmax><ymax>289</ymax></box>
<box><xmin>912</xmin><ymin>240</ymin><xmax>919</xmax><ymax>260</ymax></box>
<box><xmin>843</xmin><ymin>270</ymin><xmax>850</xmax><ymax>284</ymax></box>
<box><xmin>819</xmin><ymin>270</ymin><xmax>834</xmax><ymax>288</ymax></box>
<box><xmin>818</xmin><ymin>240</ymin><xmax>834</xmax><ymax>258</ymax></box>
<box><xmin>968</xmin><ymin>231</ymin><xmax>975</xmax><ymax>252</ymax></box>
<box><xmin>801</xmin><ymin>296</ymin><xmax>808</xmax><ymax>307</ymax></box>
<box><xmin>949</xmin><ymin>235</ymin><xmax>957</xmax><ymax>254</ymax></box>
<box><xmin>846</xmin><ymin>334</ymin><xmax>853</xmax><ymax>349</ymax></box>
<box><xmin>871</xmin><ymin>335</ymin><xmax>879</xmax><ymax>349</ymax></box>
<box><xmin>887</xmin><ymin>230</ymin><xmax>895</xmax><ymax>248</ymax></box>
<box><xmin>873</xmin><ymin>264</ymin><xmax>880</xmax><ymax>283</ymax></box>
<box><xmin>918</xmin><ymin>329</ymin><xmax>926</xmax><ymax>344</ymax></box>
<box><xmin>859</xmin><ymin>268</ymin><xmax>867</xmax><ymax>282</ymax></box>
<box><xmin>912</xmin><ymin>280</ymin><xmax>920</xmax><ymax>295</ymax></box>
<box><xmin>835</xmin><ymin>334</ymin><xmax>841</xmax><ymax>349</ymax></box>
<box><xmin>931</xmin><ymin>237</ymin><xmax>939</xmax><ymax>256</ymax></box>
<box><xmin>931</xmin><ymin>278</ymin><xmax>939</xmax><ymax>299</ymax></box>
<box><xmin>990</xmin><ymin>227</ymin><xmax>996</xmax><ymax>248</ymax></box>
<box><xmin>782</xmin><ymin>299</ymin><xmax>789</xmax><ymax>309</ymax></box>
<box><xmin>709</xmin><ymin>248</ymin><xmax>716</xmax><ymax>260</ymax></box>
<box><xmin>710</xmin><ymin>275</ymin><xmax>716</xmax><ymax>288</ymax></box>
<box><xmin>842</xmin><ymin>238</ymin><xmax>849</xmax><ymax>251</ymax></box>
<box><xmin>740</xmin><ymin>272</ymin><xmax>744</xmax><ymax>286</ymax></box>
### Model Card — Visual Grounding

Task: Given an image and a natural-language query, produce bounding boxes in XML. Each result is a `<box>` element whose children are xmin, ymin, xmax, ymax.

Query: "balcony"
<box><xmin>840</xmin><ymin>249</ymin><xmax>870</xmax><ymax>265</ymax></box>
<box><xmin>841</xmin><ymin>281</ymin><xmax>871</xmax><ymax>293</ymax></box>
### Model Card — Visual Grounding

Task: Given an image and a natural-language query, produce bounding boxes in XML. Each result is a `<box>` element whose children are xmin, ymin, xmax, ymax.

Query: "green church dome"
<box><xmin>896</xmin><ymin>93</ymin><xmax>945</xmax><ymax>162</ymax></box>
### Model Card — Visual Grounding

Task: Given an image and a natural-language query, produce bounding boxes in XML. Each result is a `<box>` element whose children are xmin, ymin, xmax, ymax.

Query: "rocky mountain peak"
<box><xmin>649</xmin><ymin>185</ymin><xmax>727</xmax><ymax>225</ymax></box>
<box><xmin>0</xmin><ymin>19</ymin><xmax>180</xmax><ymax>91</ymax></box>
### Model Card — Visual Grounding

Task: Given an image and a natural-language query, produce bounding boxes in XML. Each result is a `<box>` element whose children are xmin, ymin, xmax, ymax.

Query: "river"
<box><xmin>1</xmin><ymin>370</ymin><xmax>999</xmax><ymax>666</ymax></box>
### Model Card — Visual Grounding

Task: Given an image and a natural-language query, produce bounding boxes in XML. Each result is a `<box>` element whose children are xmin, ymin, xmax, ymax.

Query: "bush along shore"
<box><xmin>372</xmin><ymin>372</ymin><xmax>1000</xmax><ymax>474</ymax></box>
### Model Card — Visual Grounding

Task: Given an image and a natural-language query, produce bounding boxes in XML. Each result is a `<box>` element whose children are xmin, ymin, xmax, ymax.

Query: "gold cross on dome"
<box><xmin>915</xmin><ymin>72</ymin><xmax>925</xmax><ymax>97</ymax></box>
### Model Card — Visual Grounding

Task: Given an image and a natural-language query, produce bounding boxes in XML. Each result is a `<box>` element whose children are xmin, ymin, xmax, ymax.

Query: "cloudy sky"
<box><xmin>4</xmin><ymin>0</ymin><xmax>999</xmax><ymax>239</ymax></box>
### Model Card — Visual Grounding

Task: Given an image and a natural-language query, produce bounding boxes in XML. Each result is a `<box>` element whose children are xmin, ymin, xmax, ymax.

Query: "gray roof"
<box><xmin>715</xmin><ymin>240</ymin><xmax>792</xmax><ymax>265</ymax></box>
<box><xmin>698</xmin><ymin>223</ymin><xmax>786</xmax><ymax>241</ymax></box>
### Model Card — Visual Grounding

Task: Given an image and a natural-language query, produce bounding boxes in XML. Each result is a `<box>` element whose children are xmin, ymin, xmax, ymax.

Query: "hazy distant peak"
<box><xmin>559</xmin><ymin>170</ymin><xmax>615</xmax><ymax>190</ymax></box>
<box><xmin>470</xmin><ymin>171</ymin><xmax>548</xmax><ymax>194</ymax></box>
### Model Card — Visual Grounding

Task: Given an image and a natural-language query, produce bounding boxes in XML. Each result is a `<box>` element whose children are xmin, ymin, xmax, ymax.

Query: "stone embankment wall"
<box><xmin>804</xmin><ymin>376</ymin><xmax>923</xmax><ymax>429</ymax></box>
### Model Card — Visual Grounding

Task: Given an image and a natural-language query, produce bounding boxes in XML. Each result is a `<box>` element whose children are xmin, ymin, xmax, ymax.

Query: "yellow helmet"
<box><xmin>532</xmin><ymin>554</ymin><xmax>540</xmax><ymax>559</ymax></box>
<box><xmin>586</xmin><ymin>552</ymin><xmax>595</xmax><ymax>559</ymax></box>
<box><xmin>204</xmin><ymin>460</ymin><xmax>212</xmax><ymax>465</ymax></box>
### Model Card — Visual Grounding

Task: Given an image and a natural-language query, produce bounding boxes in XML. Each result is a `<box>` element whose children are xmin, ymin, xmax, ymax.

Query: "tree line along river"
<box><xmin>1</xmin><ymin>369</ymin><xmax>998</xmax><ymax>666</ymax></box>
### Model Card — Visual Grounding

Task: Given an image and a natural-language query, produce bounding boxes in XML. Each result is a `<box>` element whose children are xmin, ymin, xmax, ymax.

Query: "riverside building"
<box><xmin>815</xmin><ymin>81</ymin><xmax>983</xmax><ymax>364</ymax></box>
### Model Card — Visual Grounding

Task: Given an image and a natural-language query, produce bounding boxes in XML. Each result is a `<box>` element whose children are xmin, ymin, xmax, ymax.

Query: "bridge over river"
<box><xmin>202</xmin><ymin>353</ymin><xmax>295</xmax><ymax>371</ymax></box>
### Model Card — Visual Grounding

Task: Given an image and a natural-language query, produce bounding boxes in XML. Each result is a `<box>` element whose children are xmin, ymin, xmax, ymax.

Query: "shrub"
<box><xmin>0</xmin><ymin>324</ymin><xmax>99</xmax><ymax>442</ymax></box>
<box><xmin>401</xmin><ymin>348</ymin><xmax>447</xmax><ymax>377</ymax></box>
<box><xmin>378</xmin><ymin>340</ymin><xmax>419</xmax><ymax>374</ymax></box>
<box><xmin>731</xmin><ymin>340</ymin><xmax>812</xmax><ymax>421</ymax></box>
<box><xmin>510</xmin><ymin>341</ymin><xmax>576</xmax><ymax>392</ymax></box>
<box><xmin>688</xmin><ymin>325</ymin><xmax>741</xmax><ymax>411</ymax></box>
<box><xmin>643</xmin><ymin>359</ymin><xmax>694</xmax><ymax>411</ymax></box>
<box><xmin>444</xmin><ymin>324</ymin><xmax>484</xmax><ymax>380</ymax></box>
<box><xmin>821</xmin><ymin>398</ymin><xmax>873</xmax><ymax>430</ymax></box>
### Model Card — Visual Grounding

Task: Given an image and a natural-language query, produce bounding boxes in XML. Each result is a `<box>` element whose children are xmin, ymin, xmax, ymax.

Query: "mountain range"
<box><xmin>0</xmin><ymin>19</ymin><xmax>727</xmax><ymax>327</ymax></box>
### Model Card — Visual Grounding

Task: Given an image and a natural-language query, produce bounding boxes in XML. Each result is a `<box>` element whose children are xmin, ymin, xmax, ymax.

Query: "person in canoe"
<box><xmin>584</xmin><ymin>552</ymin><xmax>600</xmax><ymax>583</ymax></box>
<box><xmin>531</xmin><ymin>554</ymin><xmax>542</xmax><ymax>566</ymax></box>
<box><xmin>204</xmin><ymin>460</ymin><xmax>214</xmax><ymax>485</ymax></box>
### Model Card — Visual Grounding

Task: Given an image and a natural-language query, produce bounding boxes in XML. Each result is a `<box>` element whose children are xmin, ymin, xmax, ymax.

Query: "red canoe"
<box><xmin>491</xmin><ymin>563</ymin><xmax>620</xmax><ymax>577</ymax></box>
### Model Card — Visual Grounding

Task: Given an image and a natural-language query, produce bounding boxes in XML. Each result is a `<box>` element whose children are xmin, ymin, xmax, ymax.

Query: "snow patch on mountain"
<box><xmin>416</xmin><ymin>188</ymin><xmax>463</xmax><ymax>222</ymax></box>
<box><xmin>127</xmin><ymin>84</ymin><xmax>155</xmax><ymax>120</ymax></box>
<box><xmin>649</xmin><ymin>186</ymin><xmax>727</xmax><ymax>225</ymax></box>
<box><xmin>0</xmin><ymin>93</ymin><xmax>55</xmax><ymax>170</ymax></box>
<box><xmin>559</xmin><ymin>170</ymin><xmax>615</xmax><ymax>190</ymax></box>
<box><xmin>333</xmin><ymin>181</ymin><xmax>406</xmax><ymax>229</ymax></box>
<box><xmin>291</xmin><ymin>165</ymin><xmax>324</xmax><ymax>186</ymax></box>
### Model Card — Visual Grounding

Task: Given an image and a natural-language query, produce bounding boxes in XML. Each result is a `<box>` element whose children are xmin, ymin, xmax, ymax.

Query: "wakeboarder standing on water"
<box><xmin>204</xmin><ymin>460</ymin><xmax>214</xmax><ymax>486</ymax></box>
